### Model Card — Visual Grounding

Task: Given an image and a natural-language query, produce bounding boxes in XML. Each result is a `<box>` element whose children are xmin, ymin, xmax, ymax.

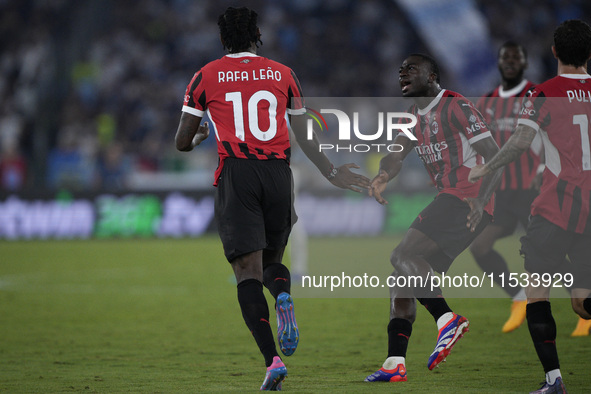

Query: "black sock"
<box><xmin>526</xmin><ymin>301</ymin><xmax>559</xmax><ymax>373</ymax></box>
<box><xmin>237</xmin><ymin>279</ymin><xmax>278</xmax><ymax>367</ymax></box>
<box><xmin>474</xmin><ymin>250</ymin><xmax>520</xmax><ymax>298</ymax></box>
<box><xmin>584</xmin><ymin>297</ymin><xmax>591</xmax><ymax>316</ymax></box>
<box><xmin>263</xmin><ymin>263</ymin><xmax>291</xmax><ymax>299</ymax></box>
<box><xmin>417</xmin><ymin>296</ymin><xmax>453</xmax><ymax>323</ymax></box>
<box><xmin>387</xmin><ymin>318</ymin><xmax>413</xmax><ymax>358</ymax></box>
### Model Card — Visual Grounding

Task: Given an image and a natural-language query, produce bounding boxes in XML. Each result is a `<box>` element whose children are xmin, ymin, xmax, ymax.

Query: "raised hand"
<box><xmin>463</xmin><ymin>197</ymin><xmax>484</xmax><ymax>232</ymax></box>
<box><xmin>328</xmin><ymin>163</ymin><xmax>371</xmax><ymax>193</ymax></box>
<box><xmin>369</xmin><ymin>170</ymin><xmax>390</xmax><ymax>205</ymax></box>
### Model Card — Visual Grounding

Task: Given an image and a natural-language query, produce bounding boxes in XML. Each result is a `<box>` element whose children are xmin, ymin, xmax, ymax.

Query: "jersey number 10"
<box><xmin>226</xmin><ymin>90</ymin><xmax>278</xmax><ymax>142</ymax></box>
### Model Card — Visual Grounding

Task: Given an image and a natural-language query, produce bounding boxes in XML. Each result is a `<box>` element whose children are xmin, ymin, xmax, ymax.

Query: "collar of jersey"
<box><xmin>559</xmin><ymin>73</ymin><xmax>591</xmax><ymax>79</ymax></box>
<box><xmin>417</xmin><ymin>89</ymin><xmax>446</xmax><ymax>116</ymax></box>
<box><xmin>498</xmin><ymin>79</ymin><xmax>529</xmax><ymax>98</ymax></box>
<box><xmin>226</xmin><ymin>52</ymin><xmax>259</xmax><ymax>58</ymax></box>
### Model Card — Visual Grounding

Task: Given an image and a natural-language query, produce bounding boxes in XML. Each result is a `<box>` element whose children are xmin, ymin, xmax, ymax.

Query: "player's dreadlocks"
<box><xmin>218</xmin><ymin>7</ymin><xmax>263</xmax><ymax>53</ymax></box>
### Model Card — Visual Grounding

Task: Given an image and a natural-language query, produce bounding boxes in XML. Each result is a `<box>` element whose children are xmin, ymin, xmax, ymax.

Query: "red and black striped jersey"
<box><xmin>404</xmin><ymin>89</ymin><xmax>495</xmax><ymax>216</ymax></box>
<box><xmin>476</xmin><ymin>80</ymin><xmax>541</xmax><ymax>190</ymax></box>
<box><xmin>518</xmin><ymin>74</ymin><xmax>591</xmax><ymax>234</ymax></box>
<box><xmin>182</xmin><ymin>52</ymin><xmax>305</xmax><ymax>185</ymax></box>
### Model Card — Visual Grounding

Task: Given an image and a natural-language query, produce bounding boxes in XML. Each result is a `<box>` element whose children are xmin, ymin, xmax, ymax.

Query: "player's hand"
<box><xmin>528</xmin><ymin>172</ymin><xmax>543</xmax><ymax>191</ymax></box>
<box><xmin>192</xmin><ymin>122</ymin><xmax>210</xmax><ymax>147</ymax></box>
<box><xmin>328</xmin><ymin>163</ymin><xmax>371</xmax><ymax>193</ymax></box>
<box><xmin>463</xmin><ymin>197</ymin><xmax>484</xmax><ymax>232</ymax></box>
<box><xmin>468</xmin><ymin>164</ymin><xmax>489</xmax><ymax>183</ymax></box>
<box><xmin>369</xmin><ymin>170</ymin><xmax>390</xmax><ymax>205</ymax></box>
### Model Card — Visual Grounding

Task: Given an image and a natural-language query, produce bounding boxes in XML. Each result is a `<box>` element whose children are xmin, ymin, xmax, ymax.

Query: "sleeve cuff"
<box><xmin>468</xmin><ymin>131</ymin><xmax>492</xmax><ymax>144</ymax></box>
<box><xmin>182</xmin><ymin>105</ymin><xmax>205</xmax><ymax>117</ymax></box>
<box><xmin>517</xmin><ymin>118</ymin><xmax>540</xmax><ymax>132</ymax></box>
<box><xmin>287</xmin><ymin>108</ymin><xmax>307</xmax><ymax>115</ymax></box>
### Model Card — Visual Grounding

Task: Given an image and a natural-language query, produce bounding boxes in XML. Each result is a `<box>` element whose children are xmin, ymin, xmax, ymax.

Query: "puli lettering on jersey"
<box><xmin>182</xmin><ymin>52</ymin><xmax>305</xmax><ymax>186</ymax></box>
<box><xmin>404</xmin><ymin>89</ymin><xmax>494</xmax><ymax>216</ymax></box>
<box><xmin>477</xmin><ymin>80</ymin><xmax>541</xmax><ymax>191</ymax></box>
<box><xmin>517</xmin><ymin>74</ymin><xmax>591</xmax><ymax>234</ymax></box>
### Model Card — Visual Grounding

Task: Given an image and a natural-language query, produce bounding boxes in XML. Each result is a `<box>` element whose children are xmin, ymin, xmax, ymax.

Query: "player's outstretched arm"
<box><xmin>290</xmin><ymin>114</ymin><xmax>370</xmax><ymax>192</ymax></box>
<box><xmin>468</xmin><ymin>124</ymin><xmax>537</xmax><ymax>183</ymax></box>
<box><xmin>175</xmin><ymin>112</ymin><xmax>210</xmax><ymax>152</ymax></box>
<box><xmin>369</xmin><ymin>135</ymin><xmax>413</xmax><ymax>205</ymax></box>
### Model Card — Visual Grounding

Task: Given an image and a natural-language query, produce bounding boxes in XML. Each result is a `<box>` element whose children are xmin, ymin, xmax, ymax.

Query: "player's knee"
<box><xmin>390</xmin><ymin>247</ymin><xmax>410</xmax><ymax>272</ymax></box>
<box><xmin>231</xmin><ymin>251</ymin><xmax>264</xmax><ymax>282</ymax></box>
<box><xmin>391</xmin><ymin>244</ymin><xmax>431</xmax><ymax>277</ymax></box>
<box><xmin>389</xmin><ymin>297</ymin><xmax>417</xmax><ymax>322</ymax></box>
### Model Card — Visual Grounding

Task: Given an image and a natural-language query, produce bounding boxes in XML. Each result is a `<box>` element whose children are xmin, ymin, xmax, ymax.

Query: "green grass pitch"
<box><xmin>0</xmin><ymin>236</ymin><xmax>589</xmax><ymax>393</ymax></box>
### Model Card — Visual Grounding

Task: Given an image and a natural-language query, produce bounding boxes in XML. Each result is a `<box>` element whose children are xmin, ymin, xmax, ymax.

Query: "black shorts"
<box><xmin>493</xmin><ymin>189</ymin><xmax>537</xmax><ymax>236</ymax></box>
<box><xmin>520</xmin><ymin>215</ymin><xmax>591</xmax><ymax>289</ymax></box>
<box><xmin>215</xmin><ymin>158</ymin><xmax>297</xmax><ymax>262</ymax></box>
<box><xmin>410</xmin><ymin>193</ymin><xmax>492</xmax><ymax>273</ymax></box>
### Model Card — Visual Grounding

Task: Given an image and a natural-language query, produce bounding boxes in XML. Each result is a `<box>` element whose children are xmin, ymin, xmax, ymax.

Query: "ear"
<box><xmin>551</xmin><ymin>45</ymin><xmax>557</xmax><ymax>59</ymax></box>
<box><xmin>429</xmin><ymin>72</ymin><xmax>437</xmax><ymax>84</ymax></box>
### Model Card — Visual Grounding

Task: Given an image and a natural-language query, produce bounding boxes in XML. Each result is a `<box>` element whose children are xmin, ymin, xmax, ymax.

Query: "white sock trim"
<box><xmin>382</xmin><ymin>356</ymin><xmax>405</xmax><ymax>370</ymax></box>
<box><xmin>513</xmin><ymin>288</ymin><xmax>526</xmax><ymax>301</ymax></box>
<box><xmin>546</xmin><ymin>369</ymin><xmax>561</xmax><ymax>385</ymax></box>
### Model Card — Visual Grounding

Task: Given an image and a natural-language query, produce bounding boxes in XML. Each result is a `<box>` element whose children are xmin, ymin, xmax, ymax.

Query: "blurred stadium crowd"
<box><xmin>1</xmin><ymin>0</ymin><xmax>589</xmax><ymax>192</ymax></box>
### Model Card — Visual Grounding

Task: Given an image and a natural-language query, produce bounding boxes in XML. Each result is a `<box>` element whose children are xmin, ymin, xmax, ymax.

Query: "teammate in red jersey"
<box><xmin>174</xmin><ymin>7</ymin><xmax>370</xmax><ymax>391</ymax></box>
<box><xmin>365</xmin><ymin>54</ymin><xmax>502</xmax><ymax>383</ymax></box>
<box><xmin>469</xmin><ymin>19</ymin><xmax>591</xmax><ymax>393</ymax></box>
<box><xmin>470</xmin><ymin>41</ymin><xmax>540</xmax><ymax>333</ymax></box>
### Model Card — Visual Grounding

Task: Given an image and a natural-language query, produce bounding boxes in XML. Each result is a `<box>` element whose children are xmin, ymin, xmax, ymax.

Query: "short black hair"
<box><xmin>217</xmin><ymin>7</ymin><xmax>262</xmax><ymax>53</ymax></box>
<box><xmin>553</xmin><ymin>19</ymin><xmax>591</xmax><ymax>67</ymax></box>
<box><xmin>498</xmin><ymin>40</ymin><xmax>527</xmax><ymax>60</ymax></box>
<box><xmin>408</xmin><ymin>53</ymin><xmax>441</xmax><ymax>84</ymax></box>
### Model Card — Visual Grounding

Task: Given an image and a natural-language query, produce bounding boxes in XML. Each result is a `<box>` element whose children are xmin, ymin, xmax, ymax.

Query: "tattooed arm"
<box><xmin>468</xmin><ymin>124</ymin><xmax>537</xmax><ymax>183</ymax></box>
